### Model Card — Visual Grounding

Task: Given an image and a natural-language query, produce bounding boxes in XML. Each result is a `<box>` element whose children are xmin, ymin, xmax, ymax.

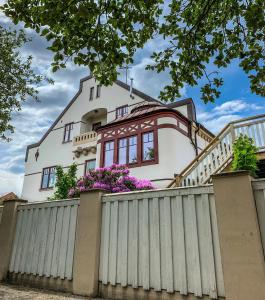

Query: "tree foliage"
<box><xmin>0</xmin><ymin>26</ymin><xmax>52</xmax><ymax>140</ymax></box>
<box><xmin>50</xmin><ymin>164</ymin><xmax>78</xmax><ymax>200</ymax></box>
<box><xmin>232</xmin><ymin>134</ymin><xmax>258</xmax><ymax>176</ymax></box>
<box><xmin>3</xmin><ymin>0</ymin><xmax>264</xmax><ymax>103</ymax></box>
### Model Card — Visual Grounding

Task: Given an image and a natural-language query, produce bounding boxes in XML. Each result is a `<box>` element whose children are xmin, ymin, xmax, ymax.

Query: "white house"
<box><xmin>22</xmin><ymin>75</ymin><xmax>214</xmax><ymax>201</ymax></box>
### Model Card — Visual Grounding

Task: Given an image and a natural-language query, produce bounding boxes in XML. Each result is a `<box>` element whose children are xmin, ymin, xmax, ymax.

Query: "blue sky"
<box><xmin>0</xmin><ymin>10</ymin><xmax>264</xmax><ymax>196</ymax></box>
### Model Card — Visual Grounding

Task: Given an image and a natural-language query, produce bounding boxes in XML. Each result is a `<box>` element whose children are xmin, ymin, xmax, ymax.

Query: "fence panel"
<box><xmin>252</xmin><ymin>179</ymin><xmax>265</xmax><ymax>256</ymax></box>
<box><xmin>99</xmin><ymin>187</ymin><xmax>225</xmax><ymax>299</ymax></box>
<box><xmin>9</xmin><ymin>199</ymin><xmax>79</xmax><ymax>280</ymax></box>
<box><xmin>0</xmin><ymin>206</ymin><xmax>3</xmax><ymax>224</ymax></box>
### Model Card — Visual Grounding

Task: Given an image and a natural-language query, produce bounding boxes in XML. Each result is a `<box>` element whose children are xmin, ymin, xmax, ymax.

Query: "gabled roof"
<box><xmin>0</xmin><ymin>192</ymin><xmax>18</xmax><ymax>205</ymax></box>
<box><xmin>25</xmin><ymin>75</ymin><xmax>163</xmax><ymax>160</ymax></box>
<box><xmin>25</xmin><ymin>75</ymin><xmax>214</xmax><ymax>161</ymax></box>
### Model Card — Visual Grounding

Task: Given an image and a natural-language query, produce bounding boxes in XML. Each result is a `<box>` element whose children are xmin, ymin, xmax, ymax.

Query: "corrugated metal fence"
<box><xmin>9</xmin><ymin>199</ymin><xmax>79</xmax><ymax>280</ymax></box>
<box><xmin>252</xmin><ymin>179</ymin><xmax>265</xmax><ymax>256</ymax></box>
<box><xmin>99</xmin><ymin>186</ymin><xmax>225</xmax><ymax>299</ymax></box>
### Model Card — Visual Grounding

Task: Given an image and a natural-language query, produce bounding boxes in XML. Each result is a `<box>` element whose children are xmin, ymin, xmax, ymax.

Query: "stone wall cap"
<box><xmin>81</xmin><ymin>188</ymin><xmax>109</xmax><ymax>194</ymax></box>
<box><xmin>3</xmin><ymin>198</ymin><xmax>28</xmax><ymax>204</ymax></box>
<box><xmin>212</xmin><ymin>170</ymin><xmax>251</xmax><ymax>179</ymax></box>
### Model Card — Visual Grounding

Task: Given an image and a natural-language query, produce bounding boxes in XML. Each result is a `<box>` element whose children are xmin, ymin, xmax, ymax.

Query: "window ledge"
<box><xmin>62</xmin><ymin>140</ymin><xmax>72</xmax><ymax>144</ymax></box>
<box><xmin>39</xmin><ymin>187</ymin><xmax>54</xmax><ymax>192</ymax></box>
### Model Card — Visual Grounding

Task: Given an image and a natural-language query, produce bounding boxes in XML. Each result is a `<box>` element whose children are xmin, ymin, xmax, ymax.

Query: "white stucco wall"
<box><xmin>196</xmin><ymin>134</ymin><xmax>210</xmax><ymax>153</ymax></box>
<box><xmin>21</xmin><ymin>77</ymin><xmax>199</xmax><ymax>201</ymax></box>
<box><xmin>22</xmin><ymin>78</ymin><xmax>151</xmax><ymax>201</ymax></box>
<box><xmin>129</xmin><ymin>126</ymin><xmax>195</xmax><ymax>188</ymax></box>
<box><xmin>172</xmin><ymin>105</ymin><xmax>188</xmax><ymax>118</ymax></box>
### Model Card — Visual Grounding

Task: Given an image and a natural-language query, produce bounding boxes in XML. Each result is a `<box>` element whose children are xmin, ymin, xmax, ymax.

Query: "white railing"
<box><xmin>73</xmin><ymin>131</ymin><xmax>97</xmax><ymax>146</ymax></box>
<box><xmin>9</xmin><ymin>199</ymin><xmax>79</xmax><ymax>280</ymax></box>
<box><xmin>172</xmin><ymin>114</ymin><xmax>265</xmax><ymax>187</ymax></box>
<box><xmin>252</xmin><ymin>179</ymin><xmax>265</xmax><ymax>257</ymax></box>
<box><xmin>99</xmin><ymin>187</ymin><xmax>225</xmax><ymax>299</ymax></box>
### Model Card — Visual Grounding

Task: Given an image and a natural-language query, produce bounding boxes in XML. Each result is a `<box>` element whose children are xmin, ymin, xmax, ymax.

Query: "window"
<box><xmin>92</xmin><ymin>122</ymin><xmax>101</xmax><ymax>131</ymax></box>
<box><xmin>118</xmin><ymin>135</ymin><xmax>137</xmax><ymax>165</ymax></box>
<box><xmin>118</xmin><ymin>138</ymin><xmax>127</xmax><ymax>165</ymax></box>
<box><xmin>89</xmin><ymin>87</ymin><xmax>94</xmax><ymax>101</ymax></box>
<box><xmin>104</xmin><ymin>141</ymin><xmax>114</xmax><ymax>167</ymax></box>
<box><xmin>100</xmin><ymin>125</ymin><xmax>158</xmax><ymax>168</ymax></box>
<box><xmin>96</xmin><ymin>85</ymin><xmax>101</xmax><ymax>98</ymax></box>
<box><xmin>116</xmin><ymin>105</ymin><xmax>128</xmax><ymax>119</ymax></box>
<box><xmin>142</xmin><ymin>132</ymin><xmax>154</xmax><ymax>161</ymax></box>
<box><xmin>41</xmin><ymin>167</ymin><xmax>56</xmax><ymax>189</ymax></box>
<box><xmin>84</xmin><ymin>159</ymin><xmax>96</xmax><ymax>175</ymax></box>
<box><xmin>63</xmin><ymin>123</ymin><xmax>73</xmax><ymax>143</ymax></box>
<box><xmin>129</xmin><ymin>136</ymin><xmax>137</xmax><ymax>163</ymax></box>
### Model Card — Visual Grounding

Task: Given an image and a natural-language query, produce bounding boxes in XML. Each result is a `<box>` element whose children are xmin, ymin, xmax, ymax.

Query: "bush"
<box><xmin>49</xmin><ymin>163</ymin><xmax>78</xmax><ymax>200</ymax></box>
<box><xmin>68</xmin><ymin>164</ymin><xmax>154</xmax><ymax>198</ymax></box>
<box><xmin>232</xmin><ymin>134</ymin><xmax>258</xmax><ymax>177</ymax></box>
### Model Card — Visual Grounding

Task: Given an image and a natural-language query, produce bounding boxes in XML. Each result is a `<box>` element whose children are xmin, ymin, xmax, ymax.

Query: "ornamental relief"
<box><xmin>102</xmin><ymin>119</ymin><xmax>156</xmax><ymax>139</ymax></box>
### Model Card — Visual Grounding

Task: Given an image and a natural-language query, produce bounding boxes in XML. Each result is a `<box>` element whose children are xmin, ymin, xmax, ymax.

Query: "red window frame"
<box><xmin>142</xmin><ymin>131</ymin><xmax>155</xmax><ymax>162</ymax></box>
<box><xmin>63</xmin><ymin>122</ymin><xmax>74</xmax><ymax>143</ymax></box>
<box><xmin>84</xmin><ymin>159</ymin><xmax>96</xmax><ymax>175</ymax></box>
<box><xmin>116</xmin><ymin>105</ymin><xmax>128</xmax><ymax>119</ymax></box>
<box><xmin>103</xmin><ymin>140</ymin><xmax>115</xmax><ymax>167</ymax></box>
<box><xmin>101</xmin><ymin>128</ymin><xmax>158</xmax><ymax>168</ymax></box>
<box><xmin>118</xmin><ymin>135</ymin><xmax>138</xmax><ymax>165</ymax></box>
<box><xmin>40</xmin><ymin>166</ymin><xmax>56</xmax><ymax>190</ymax></box>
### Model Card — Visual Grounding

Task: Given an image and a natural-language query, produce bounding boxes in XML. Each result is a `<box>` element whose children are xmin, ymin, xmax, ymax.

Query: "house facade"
<box><xmin>22</xmin><ymin>75</ymin><xmax>214</xmax><ymax>201</ymax></box>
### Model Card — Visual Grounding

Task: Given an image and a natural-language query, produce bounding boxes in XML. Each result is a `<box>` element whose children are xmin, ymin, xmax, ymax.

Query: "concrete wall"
<box><xmin>252</xmin><ymin>179</ymin><xmax>265</xmax><ymax>257</ymax></box>
<box><xmin>212</xmin><ymin>171</ymin><xmax>265</xmax><ymax>300</ymax></box>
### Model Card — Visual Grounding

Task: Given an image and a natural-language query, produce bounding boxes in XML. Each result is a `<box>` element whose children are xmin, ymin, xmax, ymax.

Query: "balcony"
<box><xmin>73</xmin><ymin>131</ymin><xmax>97</xmax><ymax>146</ymax></box>
<box><xmin>73</xmin><ymin>131</ymin><xmax>97</xmax><ymax>158</ymax></box>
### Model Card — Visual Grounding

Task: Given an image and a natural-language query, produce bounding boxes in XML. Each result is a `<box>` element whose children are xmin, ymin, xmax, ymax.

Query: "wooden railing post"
<box><xmin>229</xmin><ymin>124</ymin><xmax>236</xmax><ymax>143</ymax></box>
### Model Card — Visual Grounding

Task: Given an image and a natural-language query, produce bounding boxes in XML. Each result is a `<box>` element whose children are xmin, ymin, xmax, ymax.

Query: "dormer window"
<box><xmin>116</xmin><ymin>105</ymin><xmax>128</xmax><ymax>119</ymax></box>
<box><xmin>96</xmin><ymin>85</ymin><xmax>101</xmax><ymax>98</ymax></box>
<box><xmin>63</xmin><ymin>123</ymin><xmax>73</xmax><ymax>143</ymax></box>
<box><xmin>89</xmin><ymin>87</ymin><xmax>94</xmax><ymax>101</ymax></box>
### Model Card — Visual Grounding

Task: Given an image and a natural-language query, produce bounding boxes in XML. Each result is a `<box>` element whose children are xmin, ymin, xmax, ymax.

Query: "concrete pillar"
<box><xmin>212</xmin><ymin>171</ymin><xmax>265</xmax><ymax>300</ymax></box>
<box><xmin>72</xmin><ymin>189</ymin><xmax>106</xmax><ymax>297</ymax></box>
<box><xmin>0</xmin><ymin>199</ymin><xmax>27</xmax><ymax>281</ymax></box>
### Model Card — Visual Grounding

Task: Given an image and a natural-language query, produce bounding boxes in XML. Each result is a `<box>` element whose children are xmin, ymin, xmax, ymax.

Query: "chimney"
<box><xmin>130</xmin><ymin>78</ymin><xmax>134</xmax><ymax>99</ymax></box>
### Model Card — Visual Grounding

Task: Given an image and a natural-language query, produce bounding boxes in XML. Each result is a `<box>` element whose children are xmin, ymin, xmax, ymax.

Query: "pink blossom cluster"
<box><xmin>68</xmin><ymin>164</ymin><xmax>154</xmax><ymax>197</ymax></box>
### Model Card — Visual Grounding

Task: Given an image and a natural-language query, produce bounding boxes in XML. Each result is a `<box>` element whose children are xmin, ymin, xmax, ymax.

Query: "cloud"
<box><xmin>0</xmin><ymin>11</ymin><xmax>10</xmax><ymax>24</ymax></box>
<box><xmin>197</xmin><ymin>99</ymin><xmax>265</xmax><ymax>133</ymax></box>
<box><xmin>129</xmin><ymin>57</ymin><xmax>187</xmax><ymax>100</ymax></box>
<box><xmin>213</xmin><ymin>100</ymin><xmax>263</xmax><ymax>115</ymax></box>
<box><xmin>0</xmin><ymin>170</ymin><xmax>24</xmax><ymax>196</ymax></box>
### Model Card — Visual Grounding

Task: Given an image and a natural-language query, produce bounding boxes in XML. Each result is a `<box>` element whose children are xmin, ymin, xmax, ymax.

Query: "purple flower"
<box><xmin>68</xmin><ymin>164</ymin><xmax>155</xmax><ymax>196</ymax></box>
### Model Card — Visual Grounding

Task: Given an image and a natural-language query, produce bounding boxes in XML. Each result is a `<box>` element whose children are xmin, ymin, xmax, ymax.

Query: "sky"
<box><xmin>0</xmin><ymin>10</ymin><xmax>264</xmax><ymax>196</ymax></box>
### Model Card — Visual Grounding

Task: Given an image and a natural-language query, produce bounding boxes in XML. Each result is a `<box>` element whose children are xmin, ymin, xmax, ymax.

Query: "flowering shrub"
<box><xmin>68</xmin><ymin>164</ymin><xmax>154</xmax><ymax>198</ymax></box>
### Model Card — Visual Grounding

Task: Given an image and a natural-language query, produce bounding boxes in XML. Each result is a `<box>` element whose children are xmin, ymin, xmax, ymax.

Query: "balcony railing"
<box><xmin>73</xmin><ymin>131</ymin><xmax>97</xmax><ymax>146</ymax></box>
